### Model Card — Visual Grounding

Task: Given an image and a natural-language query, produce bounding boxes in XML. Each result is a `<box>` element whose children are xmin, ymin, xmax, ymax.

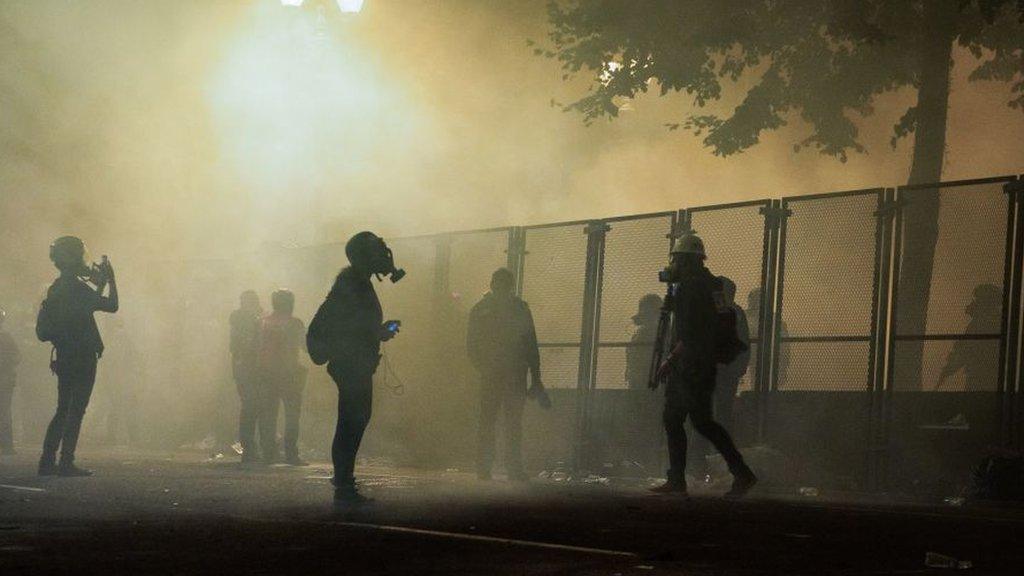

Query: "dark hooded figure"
<box><xmin>467</xmin><ymin>268</ymin><xmax>549</xmax><ymax>482</ymax></box>
<box><xmin>230</xmin><ymin>290</ymin><xmax>264</xmax><ymax>464</ymax></box>
<box><xmin>36</xmin><ymin>236</ymin><xmax>118</xmax><ymax>477</ymax></box>
<box><xmin>307</xmin><ymin>231</ymin><xmax>403</xmax><ymax>506</ymax></box>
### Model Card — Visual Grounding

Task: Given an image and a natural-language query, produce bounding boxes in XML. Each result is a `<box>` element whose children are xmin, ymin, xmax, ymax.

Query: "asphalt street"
<box><xmin>1</xmin><ymin>448</ymin><xmax>1022</xmax><ymax>575</ymax></box>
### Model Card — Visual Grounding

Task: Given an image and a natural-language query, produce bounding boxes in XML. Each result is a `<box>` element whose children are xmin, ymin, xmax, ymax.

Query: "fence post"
<box><xmin>756</xmin><ymin>201</ymin><xmax>784</xmax><ymax>444</ymax></box>
<box><xmin>574</xmin><ymin>220</ymin><xmax>609</xmax><ymax>472</ymax></box>
<box><xmin>1002</xmin><ymin>179</ymin><xmax>1024</xmax><ymax>448</ymax></box>
<box><xmin>507</xmin><ymin>227</ymin><xmax>527</xmax><ymax>297</ymax></box>
<box><xmin>869</xmin><ymin>189</ymin><xmax>897</xmax><ymax>490</ymax></box>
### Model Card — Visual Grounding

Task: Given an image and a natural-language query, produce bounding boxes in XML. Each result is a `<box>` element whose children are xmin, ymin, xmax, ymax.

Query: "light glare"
<box><xmin>336</xmin><ymin>0</ymin><xmax>364</xmax><ymax>13</ymax></box>
<box><xmin>280</xmin><ymin>0</ymin><xmax>304</xmax><ymax>6</ymax></box>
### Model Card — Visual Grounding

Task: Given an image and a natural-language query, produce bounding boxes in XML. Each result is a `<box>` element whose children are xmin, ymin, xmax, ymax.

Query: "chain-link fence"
<box><xmin>886</xmin><ymin>177</ymin><xmax>1017</xmax><ymax>491</ymax></box>
<box><xmin>228</xmin><ymin>174</ymin><xmax>1023</xmax><ymax>491</ymax></box>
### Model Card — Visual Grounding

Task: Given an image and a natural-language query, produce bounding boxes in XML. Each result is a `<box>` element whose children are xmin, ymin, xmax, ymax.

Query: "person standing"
<box><xmin>306</xmin><ymin>231</ymin><xmax>403</xmax><ymax>505</ymax></box>
<box><xmin>0</xmin><ymin>308</ymin><xmax>22</xmax><ymax>455</ymax></box>
<box><xmin>651</xmin><ymin>233</ymin><xmax>756</xmax><ymax>497</ymax></box>
<box><xmin>230</xmin><ymin>290</ymin><xmax>264</xmax><ymax>465</ymax></box>
<box><xmin>714</xmin><ymin>277</ymin><xmax>750</xmax><ymax>433</ymax></box>
<box><xmin>466</xmin><ymin>268</ymin><xmax>550</xmax><ymax>482</ymax></box>
<box><xmin>36</xmin><ymin>236</ymin><xmax>118</xmax><ymax>477</ymax></box>
<box><xmin>258</xmin><ymin>289</ymin><xmax>308</xmax><ymax>466</ymax></box>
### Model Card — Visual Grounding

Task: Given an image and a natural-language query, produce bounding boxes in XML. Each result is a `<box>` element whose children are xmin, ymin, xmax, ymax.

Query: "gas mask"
<box><xmin>374</xmin><ymin>241</ymin><xmax>406</xmax><ymax>284</ymax></box>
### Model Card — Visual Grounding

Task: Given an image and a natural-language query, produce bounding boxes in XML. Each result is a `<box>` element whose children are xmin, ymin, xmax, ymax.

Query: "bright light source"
<box><xmin>280</xmin><ymin>0</ymin><xmax>304</xmax><ymax>6</ymax></box>
<box><xmin>336</xmin><ymin>0</ymin><xmax>364</xmax><ymax>13</ymax></box>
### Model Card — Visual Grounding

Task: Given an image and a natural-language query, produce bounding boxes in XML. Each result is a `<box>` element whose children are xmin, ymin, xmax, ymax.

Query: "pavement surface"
<box><xmin>1</xmin><ymin>448</ymin><xmax>1023</xmax><ymax>575</ymax></box>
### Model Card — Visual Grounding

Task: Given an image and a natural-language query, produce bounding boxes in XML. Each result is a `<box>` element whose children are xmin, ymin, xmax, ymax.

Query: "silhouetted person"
<box><xmin>307</xmin><ymin>231</ymin><xmax>404</xmax><ymax>505</ymax></box>
<box><xmin>259</xmin><ymin>289</ymin><xmax>308</xmax><ymax>465</ymax></box>
<box><xmin>467</xmin><ymin>268</ymin><xmax>549</xmax><ymax>482</ymax></box>
<box><xmin>715</xmin><ymin>277</ymin><xmax>750</xmax><ymax>431</ymax></box>
<box><xmin>36</xmin><ymin>236</ymin><xmax>118</xmax><ymax>476</ymax></box>
<box><xmin>0</xmin><ymin>308</ymin><xmax>21</xmax><ymax>455</ymax></box>
<box><xmin>626</xmin><ymin>294</ymin><xmax>662</xmax><ymax>390</ymax></box>
<box><xmin>652</xmin><ymin>234</ymin><xmax>756</xmax><ymax>497</ymax></box>
<box><xmin>937</xmin><ymin>283</ymin><xmax>1002</xmax><ymax>391</ymax></box>
<box><xmin>230</xmin><ymin>290</ymin><xmax>264</xmax><ymax>465</ymax></box>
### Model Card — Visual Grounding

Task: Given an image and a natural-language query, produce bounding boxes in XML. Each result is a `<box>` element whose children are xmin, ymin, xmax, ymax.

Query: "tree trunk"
<box><xmin>896</xmin><ymin>2</ymin><xmax>956</xmax><ymax>391</ymax></box>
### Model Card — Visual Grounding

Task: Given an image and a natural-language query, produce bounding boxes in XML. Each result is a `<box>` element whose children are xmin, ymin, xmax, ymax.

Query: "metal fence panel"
<box><xmin>886</xmin><ymin>177</ymin><xmax>1016</xmax><ymax>491</ymax></box>
<box><xmin>689</xmin><ymin>201</ymin><xmax>772</xmax><ymax>396</ymax></box>
<box><xmin>767</xmin><ymin>189</ymin><xmax>884</xmax><ymax>489</ymax></box>
<box><xmin>594</xmin><ymin>214</ymin><xmax>675</xmax><ymax>390</ymax></box>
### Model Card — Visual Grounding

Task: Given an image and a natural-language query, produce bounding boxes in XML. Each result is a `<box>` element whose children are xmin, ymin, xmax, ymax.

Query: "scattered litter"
<box><xmin>162</xmin><ymin>488</ymin><xmax>170</xmax><ymax>493</ymax></box>
<box><xmin>925</xmin><ymin>551</ymin><xmax>972</xmax><ymax>570</ymax></box>
<box><xmin>798</xmin><ymin>487</ymin><xmax>819</xmax><ymax>497</ymax></box>
<box><xmin>943</xmin><ymin>495</ymin><xmax>966</xmax><ymax>507</ymax></box>
<box><xmin>231</xmin><ymin>442</ymin><xmax>244</xmax><ymax>455</ymax></box>
<box><xmin>445</xmin><ymin>468</ymin><xmax>460</xmax><ymax>473</ymax></box>
<box><xmin>635</xmin><ymin>565</ymin><xmax>655</xmax><ymax>570</ymax></box>
<box><xmin>582</xmin><ymin>474</ymin><xmax>610</xmax><ymax>486</ymax></box>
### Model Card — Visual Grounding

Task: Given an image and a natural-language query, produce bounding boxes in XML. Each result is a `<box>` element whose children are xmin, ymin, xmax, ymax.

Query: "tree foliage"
<box><xmin>542</xmin><ymin>0</ymin><xmax>1024</xmax><ymax>162</ymax></box>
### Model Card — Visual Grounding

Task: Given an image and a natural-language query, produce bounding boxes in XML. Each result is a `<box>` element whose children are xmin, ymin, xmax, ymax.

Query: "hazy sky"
<box><xmin>2</xmin><ymin>0</ymin><xmax>1022</xmax><ymax>267</ymax></box>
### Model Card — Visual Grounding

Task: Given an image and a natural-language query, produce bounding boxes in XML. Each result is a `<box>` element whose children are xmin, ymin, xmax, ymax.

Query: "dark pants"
<box><xmin>477</xmin><ymin>373</ymin><xmax>527</xmax><ymax>478</ymax></box>
<box><xmin>0</xmin><ymin>381</ymin><xmax>13</xmax><ymax>450</ymax></box>
<box><xmin>261</xmin><ymin>372</ymin><xmax>305</xmax><ymax>461</ymax></box>
<box><xmin>664</xmin><ymin>363</ymin><xmax>749</xmax><ymax>485</ymax></box>
<box><xmin>714</xmin><ymin>374</ymin><xmax>740</xmax><ymax>433</ymax></box>
<box><xmin>235</xmin><ymin>371</ymin><xmax>262</xmax><ymax>460</ymax></box>
<box><xmin>42</xmin><ymin>355</ymin><xmax>98</xmax><ymax>465</ymax></box>
<box><xmin>328</xmin><ymin>363</ymin><xmax>373</xmax><ymax>488</ymax></box>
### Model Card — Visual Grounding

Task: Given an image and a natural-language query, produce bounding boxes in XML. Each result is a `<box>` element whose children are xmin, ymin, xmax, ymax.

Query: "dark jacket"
<box><xmin>466</xmin><ymin>292</ymin><xmax>540</xmax><ymax>379</ymax></box>
<box><xmin>229</xmin><ymin>307</ymin><xmax>262</xmax><ymax>381</ymax></box>
<box><xmin>672</xmin><ymin>265</ymin><xmax>721</xmax><ymax>366</ymax></box>
<box><xmin>38</xmin><ymin>275</ymin><xmax>108</xmax><ymax>360</ymax></box>
<box><xmin>309</xmin><ymin>267</ymin><xmax>383</xmax><ymax>375</ymax></box>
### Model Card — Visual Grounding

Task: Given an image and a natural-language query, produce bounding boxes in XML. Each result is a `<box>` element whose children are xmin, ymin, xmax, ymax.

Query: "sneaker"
<box><xmin>649</xmin><ymin>481</ymin><xmax>688</xmax><ymax>495</ymax></box>
<box><xmin>57</xmin><ymin>463</ymin><xmax>93</xmax><ymax>477</ymax></box>
<box><xmin>284</xmin><ymin>456</ymin><xmax>309</xmax><ymax>467</ymax></box>
<box><xmin>334</xmin><ymin>487</ymin><xmax>373</xmax><ymax>507</ymax></box>
<box><xmin>724</xmin><ymin>471</ymin><xmax>758</xmax><ymax>499</ymax></box>
<box><xmin>38</xmin><ymin>459</ymin><xmax>58</xmax><ymax>476</ymax></box>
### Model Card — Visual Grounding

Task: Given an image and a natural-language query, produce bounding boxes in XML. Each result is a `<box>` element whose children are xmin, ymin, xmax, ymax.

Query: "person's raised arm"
<box><xmin>95</xmin><ymin>258</ymin><xmax>118</xmax><ymax>313</ymax></box>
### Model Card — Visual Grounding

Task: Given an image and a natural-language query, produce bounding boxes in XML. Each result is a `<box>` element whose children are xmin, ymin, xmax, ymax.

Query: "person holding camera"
<box><xmin>35</xmin><ymin>236</ymin><xmax>118</xmax><ymax>477</ymax></box>
<box><xmin>306</xmin><ymin>231</ymin><xmax>404</xmax><ymax>506</ymax></box>
<box><xmin>651</xmin><ymin>233</ymin><xmax>756</xmax><ymax>498</ymax></box>
<box><xmin>467</xmin><ymin>268</ymin><xmax>550</xmax><ymax>482</ymax></box>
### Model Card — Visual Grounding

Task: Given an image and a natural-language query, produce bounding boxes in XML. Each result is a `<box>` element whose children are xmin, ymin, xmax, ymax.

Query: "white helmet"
<box><xmin>671</xmin><ymin>233</ymin><xmax>706</xmax><ymax>258</ymax></box>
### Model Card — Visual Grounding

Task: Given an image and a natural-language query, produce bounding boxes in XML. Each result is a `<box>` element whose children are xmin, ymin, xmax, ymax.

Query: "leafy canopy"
<box><xmin>540</xmin><ymin>0</ymin><xmax>1024</xmax><ymax>162</ymax></box>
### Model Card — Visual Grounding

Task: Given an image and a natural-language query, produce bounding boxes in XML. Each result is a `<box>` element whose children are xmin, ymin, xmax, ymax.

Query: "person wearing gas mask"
<box><xmin>35</xmin><ymin>236</ymin><xmax>118</xmax><ymax>477</ymax></box>
<box><xmin>0</xmin><ymin>307</ymin><xmax>21</xmax><ymax>455</ymax></box>
<box><xmin>306</xmin><ymin>231</ymin><xmax>404</xmax><ymax>506</ymax></box>
<box><xmin>230</xmin><ymin>290</ymin><xmax>265</xmax><ymax>465</ymax></box>
<box><xmin>258</xmin><ymin>289</ymin><xmax>308</xmax><ymax>466</ymax></box>
<box><xmin>467</xmin><ymin>268</ymin><xmax>550</xmax><ymax>482</ymax></box>
<box><xmin>651</xmin><ymin>233</ymin><xmax>756</xmax><ymax>498</ymax></box>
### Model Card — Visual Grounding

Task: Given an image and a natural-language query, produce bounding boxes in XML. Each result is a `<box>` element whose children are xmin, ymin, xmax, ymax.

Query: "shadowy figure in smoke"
<box><xmin>715</xmin><ymin>277</ymin><xmax>750</xmax><ymax>432</ymax></box>
<box><xmin>307</xmin><ymin>231</ymin><xmax>403</xmax><ymax>506</ymax></box>
<box><xmin>258</xmin><ymin>289</ymin><xmax>308</xmax><ymax>466</ymax></box>
<box><xmin>36</xmin><ymin>236</ymin><xmax>119</xmax><ymax>477</ymax></box>
<box><xmin>937</xmin><ymin>283</ymin><xmax>1002</xmax><ymax>391</ymax></box>
<box><xmin>652</xmin><ymin>234</ymin><xmax>756</xmax><ymax>497</ymax></box>
<box><xmin>626</xmin><ymin>294</ymin><xmax>662</xmax><ymax>391</ymax></box>
<box><xmin>467</xmin><ymin>268</ymin><xmax>550</xmax><ymax>482</ymax></box>
<box><xmin>230</xmin><ymin>290</ymin><xmax>265</xmax><ymax>465</ymax></box>
<box><xmin>0</xmin><ymin>307</ymin><xmax>21</xmax><ymax>455</ymax></box>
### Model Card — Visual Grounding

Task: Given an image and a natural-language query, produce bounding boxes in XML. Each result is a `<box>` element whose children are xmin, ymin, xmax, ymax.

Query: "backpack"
<box><xmin>36</xmin><ymin>298</ymin><xmax>58</xmax><ymax>343</ymax></box>
<box><xmin>712</xmin><ymin>281</ymin><xmax>748</xmax><ymax>365</ymax></box>
<box><xmin>306</xmin><ymin>299</ymin><xmax>332</xmax><ymax>366</ymax></box>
